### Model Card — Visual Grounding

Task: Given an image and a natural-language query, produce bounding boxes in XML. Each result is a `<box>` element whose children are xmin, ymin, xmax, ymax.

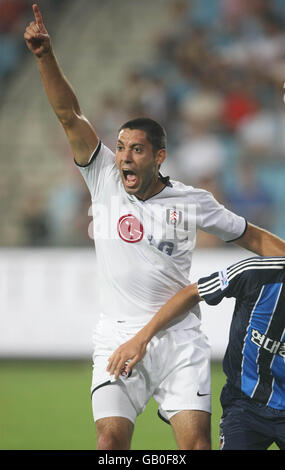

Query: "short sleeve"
<box><xmin>198</xmin><ymin>256</ymin><xmax>285</xmax><ymax>306</ymax></box>
<box><xmin>197</xmin><ymin>264</ymin><xmax>247</xmax><ymax>305</ymax></box>
<box><xmin>195</xmin><ymin>189</ymin><xmax>247</xmax><ymax>242</ymax></box>
<box><xmin>75</xmin><ymin>141</ymin><xmax>116</xmax><ymax>200</ymax></box>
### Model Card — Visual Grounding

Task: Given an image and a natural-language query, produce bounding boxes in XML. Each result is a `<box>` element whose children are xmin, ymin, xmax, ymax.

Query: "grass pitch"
<box><xmin>0</xmin><ymin>360</ymin><xmax>276</xmax><ymax>450</ymax></box>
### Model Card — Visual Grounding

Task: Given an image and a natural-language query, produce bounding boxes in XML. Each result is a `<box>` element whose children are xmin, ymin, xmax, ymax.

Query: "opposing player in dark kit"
<box><xmin>108</xmin><ymin>256</ymin><xmax>285</xmax><ymax>450</ymax></box>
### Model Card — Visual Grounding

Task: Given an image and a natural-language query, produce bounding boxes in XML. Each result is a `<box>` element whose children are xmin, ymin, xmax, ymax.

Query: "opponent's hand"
<box><xmin>24</xmin><ymin>4</ymin><xmax>51</xmax><ymax>57</ymax></box>
<box><xmin>107</xmin><ymin>336</ymin><xmax>148</xmax><ymax>379</ymax></box>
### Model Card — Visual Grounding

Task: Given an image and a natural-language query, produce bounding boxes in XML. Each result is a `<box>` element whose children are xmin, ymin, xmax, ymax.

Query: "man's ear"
<box><xmin>156</xmin><ymin>148</ymin><xmax>166</xmax><ymax>166</ymax></box>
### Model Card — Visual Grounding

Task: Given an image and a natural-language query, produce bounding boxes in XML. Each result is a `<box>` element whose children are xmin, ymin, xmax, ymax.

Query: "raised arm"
<box><xmin>107</xmin><ymin>283</ymin><xmax>202</xmax><ymax>379</ymax></box>
<box><xmin>24</xmin><ymin>4</ymin><xmax>98</xmax><ymax>165</ymax></box>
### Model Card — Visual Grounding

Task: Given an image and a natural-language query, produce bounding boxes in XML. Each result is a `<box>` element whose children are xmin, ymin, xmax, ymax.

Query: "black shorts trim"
<box><xmin>157</xmin><ymin>409</ymin><xmax>171</xmax><ymax>425</ymax></box>
<box><xmin>90</xmin><ymin>380</ymin><xmax>111</xmax><ymax>400</ymax></box>
<box><xmin>226</xmin><ymin>219</ymin><xmax>248</xmax><ymax>243</ymax></box>
<box><xmin>74</xmin><ymin>140</ymin><xmax>102</xmax><ymax>168</ymax></box>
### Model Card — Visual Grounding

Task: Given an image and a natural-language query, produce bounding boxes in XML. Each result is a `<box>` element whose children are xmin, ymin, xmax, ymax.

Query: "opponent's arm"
<box><xmin>107</xmin><ymin>283</ymin><xmax>202</xmax><ymax>379</ymax></box>
<box><xmin>24</xmin><ymin>4</ymin><xmax>98</xmax><ymax>165</ymax></box>
<box><xmin>235</xmin><ymin>222</ymin><xmax>285</xmax><ymax>256</ymax></box>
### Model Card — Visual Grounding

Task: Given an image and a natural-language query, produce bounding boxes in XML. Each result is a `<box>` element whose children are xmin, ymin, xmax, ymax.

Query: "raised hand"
<box><xmin>24</xmin><ymin>4</ymin><xmax>51</xmax><ymax>57</ymax></box>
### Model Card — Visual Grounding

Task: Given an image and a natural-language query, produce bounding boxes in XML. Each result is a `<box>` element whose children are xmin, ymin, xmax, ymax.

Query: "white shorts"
<box><xmin>91</xmin><ymin>317</ymin><xmax>211</xmax><ymax>424</ymax></box>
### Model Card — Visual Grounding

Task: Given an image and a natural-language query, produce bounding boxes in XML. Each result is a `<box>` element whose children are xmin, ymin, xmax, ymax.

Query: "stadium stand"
<box><xmin>0</xmin><ymin>0</ymin><xmax>285</xmax><ymax>247</ymax></box>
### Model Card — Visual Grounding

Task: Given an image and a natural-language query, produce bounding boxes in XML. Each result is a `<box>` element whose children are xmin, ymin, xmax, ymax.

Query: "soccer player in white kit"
<box><xmin>25</xmin><ymin>4</ymin><xmax>285</xmax><ymax>450</ymax></box>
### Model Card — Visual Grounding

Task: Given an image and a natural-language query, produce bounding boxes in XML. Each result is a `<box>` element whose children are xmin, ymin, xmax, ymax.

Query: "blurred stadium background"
<box><xmin>0</xmin><ymin>0</ymin><xmax>284</xmax><ymax>450</ymax></box>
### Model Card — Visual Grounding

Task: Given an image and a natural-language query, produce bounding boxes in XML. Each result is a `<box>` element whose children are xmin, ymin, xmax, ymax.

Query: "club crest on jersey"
<box><xmin>117</xmin><ymin>214</ymin><xmax>144</xmax><ymax>243</ymax></box>
<box><xmin>166</xmin><ymin>209</ymin><xmax>182</xmax><ymax>226</ymax></box>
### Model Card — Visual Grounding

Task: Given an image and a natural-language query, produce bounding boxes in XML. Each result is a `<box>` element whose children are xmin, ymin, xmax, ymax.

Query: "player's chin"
<box><xmin>124</xmin><ymin>186</ymin><xmax>140</xmax><ymax>195</ymax></box>
<box><xmin>122</xmin><ymin>179</ymin><xmax>141</xmax><ymax>194</ymax></box>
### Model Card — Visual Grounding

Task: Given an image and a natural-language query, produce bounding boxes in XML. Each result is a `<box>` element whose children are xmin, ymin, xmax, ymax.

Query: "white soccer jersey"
<box><xmin>76</xmin><ymin>142</ymin><xmax>246</xmax><ymax>331</ymax></box>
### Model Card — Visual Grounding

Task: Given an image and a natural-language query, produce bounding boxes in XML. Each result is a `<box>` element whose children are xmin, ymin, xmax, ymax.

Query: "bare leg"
<box><xmin>95</xmin><ymin>416</ymin><xmax>134</xmax><ymax>450</ymax></box>
<box><xmin>170</xmin><ymin>410</ymin><xmax>211</xmax><ymax>450</ymax></box>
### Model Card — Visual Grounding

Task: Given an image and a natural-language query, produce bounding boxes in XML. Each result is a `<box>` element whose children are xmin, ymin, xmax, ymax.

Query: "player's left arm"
<box><xmin>234</xmin><ymin>222</ymin><xmax>285</xmax><ymax>256</ymax></box>
<box><xmin>107</xmin><ymin>283</ymin><xmax>202</xmax><ymax>379</ymax></box>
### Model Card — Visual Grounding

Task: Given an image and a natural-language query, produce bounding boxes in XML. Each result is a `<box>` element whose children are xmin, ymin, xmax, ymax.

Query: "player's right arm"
<box><xmin>107</xmin><ymin>283</ymin><xmax>202</xmax><ymax>379</ymax></box>
<box><xmin>24</xmin><ymin>4</ymin><xmax>98</xmax><ymax>165</ymax></box>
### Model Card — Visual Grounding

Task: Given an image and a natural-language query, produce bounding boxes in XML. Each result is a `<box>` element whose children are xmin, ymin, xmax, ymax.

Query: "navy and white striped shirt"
<box><xmin>197</xmin><ymin>257</ymin><xmax>285</xmax><ymax>410</ymax></box>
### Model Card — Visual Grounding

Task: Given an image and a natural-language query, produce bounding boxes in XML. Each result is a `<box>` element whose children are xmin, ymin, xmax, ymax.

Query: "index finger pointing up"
<box><xmin>33</xmin><ymin>3</ymin><xmax>44</xmax><ymax>29</ymax></box>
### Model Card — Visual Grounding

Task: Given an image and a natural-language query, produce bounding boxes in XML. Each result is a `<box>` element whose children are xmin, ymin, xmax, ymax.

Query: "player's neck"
<box><xmin>136</xmin><ymin>177</ymin><xmax>166</xmax><ymax>201</ymax></box>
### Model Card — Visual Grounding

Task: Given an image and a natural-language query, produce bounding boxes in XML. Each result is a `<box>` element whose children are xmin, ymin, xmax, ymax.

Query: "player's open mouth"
<box><xmin>122</xmin><ymin>169</ymin><xmax>138</xmax><ymax>188</ymax></box>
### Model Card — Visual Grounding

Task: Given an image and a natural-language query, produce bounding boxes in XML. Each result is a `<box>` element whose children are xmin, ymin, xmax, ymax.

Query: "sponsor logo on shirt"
<box><xmin>117</xmin><ymin>214</ymin><xmax>144</xmax><ymax>243</ymax></box>
<box><xmin>251</xmin><ymin>328</ymin><xmax>285</xmax><ymax>357</ymax></box>
<box><xmin>219</xmin><ymin>268</ymin><xmax>229</xmax><ymax>291</ymax></box>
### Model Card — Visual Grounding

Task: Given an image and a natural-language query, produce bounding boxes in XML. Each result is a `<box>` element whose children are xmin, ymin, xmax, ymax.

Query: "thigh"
<box><xmin>92</xmin><ymin>320</ymin><xmax>153</xmax><ymax>419</ymax></box>
<box><xmin>170</xmin><ymin>410</ymin><xmax>211</xmax><ymax>450</ymax></box>
<box><xmin>276</xmin><ymin>439</ymin><xmax>285</xmax><ymax>450</ymax></box>
<box><xmin>275</xmin><ymin>416</ymin><xmax>285</xmax><ymax>449</ymax></box>
<box><xmin>92</xmin><ymin>382</ymin><xmax>138</xmax><ymax>424</ymax></box>
<box><xmin>96</xmin><ymin>416</ymin><xmax>134</xmax><ymax>450</ymax></box>
<box><xmin>154</xmin><ymin>327</ymin><xmax>211</xmax><ymax>417</ymax></box>
<box><xmin>93</xmin><ymin>384</ymin><xmax>136</xmax><ymax>450</ymax></box>
<box><xmin>220</xmin><ymin>405</ymin><xmax>273</xmax><ymax>450</ymax></box>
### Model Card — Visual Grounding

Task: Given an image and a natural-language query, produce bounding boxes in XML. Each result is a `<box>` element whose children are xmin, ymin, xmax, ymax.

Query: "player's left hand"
<box><xmin>107</xmin><ymin>336</ymin><xmax>147</xmax><ymax>379</ymax></box>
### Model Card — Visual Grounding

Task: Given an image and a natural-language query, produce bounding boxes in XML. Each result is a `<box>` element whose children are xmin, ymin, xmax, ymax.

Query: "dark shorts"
<box><xmin>219</xmin><ymin>383</ymin><xmax>285</xmax><ymax>450</ymax></box>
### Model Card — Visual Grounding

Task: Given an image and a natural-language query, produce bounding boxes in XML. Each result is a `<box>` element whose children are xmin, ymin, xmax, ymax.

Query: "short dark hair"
<box><xmin>118</xmin><ymin>117</ymin><xmax>167</xmax><ymax>153</ymax></box>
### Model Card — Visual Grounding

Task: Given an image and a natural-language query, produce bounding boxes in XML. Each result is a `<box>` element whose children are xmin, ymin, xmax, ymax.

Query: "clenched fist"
<box><xmin>24</xmin><ymin>4</ymin><xmax>51</xmax><ymax>58</ymax></box>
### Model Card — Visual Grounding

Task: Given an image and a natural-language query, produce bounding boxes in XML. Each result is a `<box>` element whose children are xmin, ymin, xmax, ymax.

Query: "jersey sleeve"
<box><xmin>198</xmin><ymin>256</ymin><xmax>285</xmax><ymax>306</ymax></box>
<box><xmin>197</xmin><ymin>261</ymin><xmax>248</xmax><ymax>305</ymax></box>
<box><xmin>195</xmin><ymin>189</ymin><xmax>247</xmax><ymax>242</ymax></box>
<box><xmin>74</xmin><ymin>141</ymin><xmax>116</xmax><ymax>200</ymax></box>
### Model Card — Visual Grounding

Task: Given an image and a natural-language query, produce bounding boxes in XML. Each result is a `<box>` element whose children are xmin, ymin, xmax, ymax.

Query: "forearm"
<box><xmin>36</xmin><ymin>49</ymin><xmax>81</xmax><ymax>124</ymax></box>
<box><xmin>107</xmin><ymin>283</ymin><xmax>202</xmax><ymax>378</ymax></box>
<box><xmin>257</xmin><ymin>229</ymin><xmax>285</xmax><ymax>256</ymax></box>
<box><xmin>25</xmin><ymin>4</ymin><xmax>98</xmax><ymax>164</ymax></box>
<box><xmin>135</xmin><ymin>283</ymin><xmax>201</xmax><ymax>345</ymax></box>
<box><xmin>236</xmin><ymin>223</ymin><xmax>285</xmax><ymax>256</ymax></box>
